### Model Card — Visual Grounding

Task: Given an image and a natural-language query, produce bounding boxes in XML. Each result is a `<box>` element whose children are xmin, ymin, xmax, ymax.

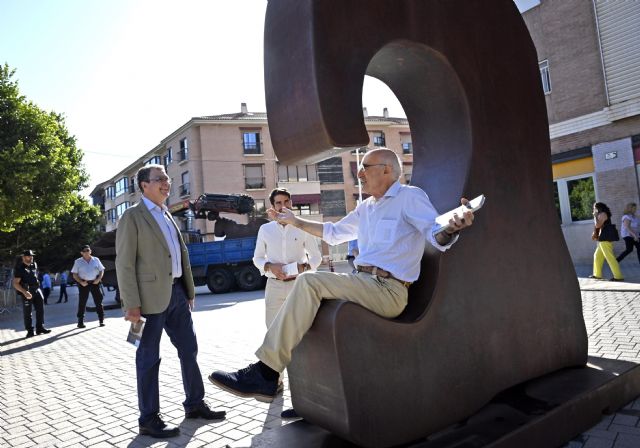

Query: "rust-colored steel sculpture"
<box><xmin>264</xmin><ymin>1</ymin><xmax>588</xmax><ymax>447</ymax></box>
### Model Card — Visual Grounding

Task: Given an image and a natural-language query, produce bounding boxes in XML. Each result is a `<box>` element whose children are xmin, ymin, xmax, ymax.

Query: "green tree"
<box><xmin>0</xmin><ymin>63</ymin><xmax>87</xmax><ymax>231</ymax></box>
<box><xmin>0</xmin><ymin>194</ymin><xmax>102</xmax><ymax>272</ymax></box>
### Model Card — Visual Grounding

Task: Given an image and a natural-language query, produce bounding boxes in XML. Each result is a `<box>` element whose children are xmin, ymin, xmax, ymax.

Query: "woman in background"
<box><xmin>590</xmin><ymin>202</ymin><xmax>624</xmax><ymax>282</ymax></box>
<box><xmin>616</xmin><ymin>202</ymin><xmax>640</xmax><ymax>265</ymax></box>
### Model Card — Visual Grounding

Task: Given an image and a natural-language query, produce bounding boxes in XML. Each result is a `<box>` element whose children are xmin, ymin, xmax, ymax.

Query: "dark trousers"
<box><xmin>58</xmin><ymin>284</ymin><xmax>68</xmax><ymax>302</ymax></box>
<box><xmin>42</xmin><ymin>287</ymin><xmax>51</xmax><ymax>303</ymax></box>
<box><xmin>617</xmin><ymin>236</ymin><xmax>640</xmax><ymax>263</ymax></box>
<box><xmin>77</xmin><ymin>283</ymin><xmax>104</xmax><ymax>321</ymax></box>
<box><xmin>22</xmin><ymin>289</ymin><xmax>45</xmax><ymax>331</ymax></box>
<box><xmin>136</xmin><ymin>282</ymin><xmax>204</xmax><ymax>424</ymax></box>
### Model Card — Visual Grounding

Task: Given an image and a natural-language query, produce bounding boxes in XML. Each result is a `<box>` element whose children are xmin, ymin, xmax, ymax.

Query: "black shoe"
<box><xmin>26</xmin><ymin>330</ymin><xmax>34</xmax><ymax>338</ymax></box>
<box><xmin>139</xmin><ymin>414</ymin><xmax>180</xmax><ymax>438</ymax></box>
<box><xmin>185</xmin><ymin>401</ymin><xmax>226</xmax><ymax>420</ymax></box>
<box><xmin>588</xmin><ymin>275</ymin><xmax>603</xmax><ymax>279</ymax></box>
<box><xmin>64</xmin><ymin>300</ymin><xmax>68</xmax><ymax>303</ymax></box>
<box><xmin>77</xmin><ymin>320</ymin><xmax>86</xmax><ymax>329</ymax></box>
<box><xmin>208</xmin><ymin>363</ymin><xmax>278</xmax><ymax>403</ymax></box>
<box><xmin>56</xmin><ymin>300</ymin><xmax>61</xmax><ymax>304</ymax></box>
<box><xmin>99</xmin><ymin>322</ymin><xmax>105</xmax><ymax>327</ymax></box>
<box><xmin>610</xmin><ymin>278</ymin><xmax>625</xmax><ymax>282</ymax></box>
<box><xmin>280</xmin><ymin>408</ymin><xmax>300</xmax><ymax>420</ymax></box>
<box><xmin>36</xmin><ymin>327</ymin><xmax>51</xmax><ymax>335</ymax></box>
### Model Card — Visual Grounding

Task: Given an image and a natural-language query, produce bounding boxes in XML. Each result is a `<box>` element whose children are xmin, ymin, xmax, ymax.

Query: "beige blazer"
<box><xmin>115</xmin><ymin>200</ymin><xmax>196</xmax><ymax>314</ymax></box>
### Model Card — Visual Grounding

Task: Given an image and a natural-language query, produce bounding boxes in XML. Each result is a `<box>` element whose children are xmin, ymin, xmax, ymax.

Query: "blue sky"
<box><xmin>1</xmin><ymin>0</ymin><xmax>533</xmax><ymax>194</ymax></box>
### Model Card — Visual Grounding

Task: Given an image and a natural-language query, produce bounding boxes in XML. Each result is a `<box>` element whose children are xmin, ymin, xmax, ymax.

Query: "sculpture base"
<box><xmin>231</xmin><ymin>357</ymin><xmax>640</xmax><ymax>448</ymax></box>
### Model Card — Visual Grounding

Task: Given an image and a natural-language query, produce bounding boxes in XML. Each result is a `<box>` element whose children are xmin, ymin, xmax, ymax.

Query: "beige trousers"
<box><xmin>264</xmin><ymin>278</ymin><xmax>297</xmax><ymax>328</ymax></box>
<box><xmin>256</xmin><ymin>271</ymin><xmax>409</xmax><ymax>372</ymax></box>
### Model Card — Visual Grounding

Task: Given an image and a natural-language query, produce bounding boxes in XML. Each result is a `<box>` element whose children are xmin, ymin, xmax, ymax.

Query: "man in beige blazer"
<box><xmin>116</xmin><ymin>164</ymin><xmax>225</xmax><ymax>438</ymax></box>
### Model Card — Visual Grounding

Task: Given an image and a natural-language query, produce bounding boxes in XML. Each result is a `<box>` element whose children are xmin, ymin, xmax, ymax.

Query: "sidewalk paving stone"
<box><xmin>3</xmin><ymin>264</ymin><xmax>640</xmax><ymax>447</ymax></box>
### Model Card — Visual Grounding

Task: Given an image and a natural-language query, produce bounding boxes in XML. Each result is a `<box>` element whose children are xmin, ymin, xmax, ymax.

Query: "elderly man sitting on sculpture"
<box><xmin>209</xmin><ymin>148</ymin><xmax>475</xmax><ymax>401</ymax></box>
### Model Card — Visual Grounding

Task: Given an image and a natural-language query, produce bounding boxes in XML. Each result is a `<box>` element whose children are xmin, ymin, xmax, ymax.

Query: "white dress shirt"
<box><xmin>141</xmin><ymin>196</ymin><xmax>182</xmax><ymax>279</ymax></box>
<box><xmin>253</xmin><ymin>221</ymin><xmax>322</xmax><ymax>278</ymax></box>
<box><xmin>71</xmin><ymin>256</ymin><xmax>105</xmax><ymax>281</ymax></box>
<box><xmin>322</xmin><ymin>181</ymin><xmax>458</xmax><ymax>282</ymax></box>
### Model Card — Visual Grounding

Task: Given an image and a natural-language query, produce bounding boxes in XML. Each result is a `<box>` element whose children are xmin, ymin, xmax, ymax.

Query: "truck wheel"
<box><xmin>207</xmin><ymin>268</ymin><xmax>235</xmax><ymax>294</ymax></box>
<box><xmin>236</xmin><ymin>265</ymin><xmax>264</xmax><ymax>291</ymax></box>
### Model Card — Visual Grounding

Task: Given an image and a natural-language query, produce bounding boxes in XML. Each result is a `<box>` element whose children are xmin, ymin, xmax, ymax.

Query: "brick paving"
<box><xmin>2</xmin><ymin>261</ymin><xmax>640</xmax><ymax>447</ymax></box>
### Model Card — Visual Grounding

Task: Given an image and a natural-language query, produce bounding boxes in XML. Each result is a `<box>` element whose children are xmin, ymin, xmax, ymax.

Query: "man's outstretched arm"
<box><xmin>267</xmin><ymin>207</ymin><xmax>324</xmax><ymax>238</ymax></box>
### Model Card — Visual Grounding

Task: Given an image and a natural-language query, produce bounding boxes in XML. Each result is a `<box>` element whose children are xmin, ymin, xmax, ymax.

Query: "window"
<box><xmin>403</xmin><ymin>163</ymin><xmax>412</xmax><ymax>185</ymax></box>
<box><xmin>371</xmin><ymin>131</ymin><xmax>385</xmax><ymax>147</ymax></box>
<box><xmin>165</xmin><ymin>147</ymin><xmax>173</xmax><ymax>166</ymax></box>
<box><xmin>105</xmin><ymin>186</ymin><xmax>116</xmax><ymax>199</ymax></box>
<box><xmin>254</xmin><ymin>199</ymin><xmax>266</xmax><ymax>215</ymax></box>
<box><xmin>244</xmin><ymin>164</ymin><xmax>265</xmax><ymax>189</ymax></box>
<box><xmin>115</xmin><ymin>177</ymin><xmax>128</xmax><ymax>197</ymax></box>
<box><xmin>146</xmin><ymin>156</ymin><xmax>161</xmax><ymax>166</ymax></box>
<box><xmin>116</xmin><ymin>202</ymin><xmax>130</xmax><ymax>219</ymax></box>
<box><xmin>277</xmin><ymin>164</ymin><xmax>318</xmax><ymax>182</ymax></box>
<box><xmin>180</xmin><ymin>171</ymin><xmax>190</xmax><ymax>197</ymax></box>
<box><xmin>107</xmin><ymin>209</ymin><xmax>116</xmax><ymax>223</ymax></box>
<box><xmin>402</xmin><ymin>142</ymin><xmax>413</xmax><ymax>154</ymax></box>
<box><xmin>292</xmin><ymin>204</ymin><xmax>311</xmax><ymax>215</ymax></box>
<box><xmin>179</xmin><ymin>138</ymin><xmax>188</xmax><ymax>161</ymax></box>
<box><xmin>243</xmin><ymin>132</ymin><xmax>262</xmax><ymax>155</ymax></box>
<box><xmin>539</xmin><ymin>60</ymin><xmax>551</xmax><ymax>94</ymax></box>
<box><xmin>317</xmin><ymin>157</ymin><xmax>344</xmax><ymax>184</ymax></box>
<box><xmin>129</xmin><ymin>177</ymin><xmax>135</xmax><ymax>194</ymax></box>
<box><xmin>320</xmin><ymin>190</ymin><xmax>346</xmax><ymax>216</ymax></box>
<box><xmin>554</xmin><ymin>174</ymin><xmax>596</xmax><ymax>224</ymax></box>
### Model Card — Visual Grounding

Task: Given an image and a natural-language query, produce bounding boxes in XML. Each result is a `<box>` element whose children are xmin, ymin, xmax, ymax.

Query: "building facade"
<box><xmin>90</xmin><ymin>104</ymin><xmax>411</xmax><ymax>257</ymax></box>
<box><xmin>522</xmin><ymin>0</ymin><xmax>640</xmax><ymax>263</ymax></box>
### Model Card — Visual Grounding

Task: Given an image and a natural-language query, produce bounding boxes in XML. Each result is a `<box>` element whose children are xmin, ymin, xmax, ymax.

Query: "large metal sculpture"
<box><xmin>263</xmin><ymin>0</ymin><xmax>589</xmax><ymax>446</ymax></box>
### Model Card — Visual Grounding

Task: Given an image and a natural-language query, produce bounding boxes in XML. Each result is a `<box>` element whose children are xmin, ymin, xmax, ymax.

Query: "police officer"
<box><xmin>12</xmin><ymin>249</ymin><xmax>51</xmax><ymax>338</ymax></box>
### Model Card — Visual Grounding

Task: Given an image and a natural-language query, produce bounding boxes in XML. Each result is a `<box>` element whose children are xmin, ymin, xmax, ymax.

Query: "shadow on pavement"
<box><xmin>0</xmin><ymin>327</ymin><xmax>94</xmax><ymax>356</ymax></box>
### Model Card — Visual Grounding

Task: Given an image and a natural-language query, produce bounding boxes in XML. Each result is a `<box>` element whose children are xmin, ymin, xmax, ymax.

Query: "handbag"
<box><xmin>599</xmin><ymin>223</ymin><xmax>620</xmax><ymax>242</ymax></box>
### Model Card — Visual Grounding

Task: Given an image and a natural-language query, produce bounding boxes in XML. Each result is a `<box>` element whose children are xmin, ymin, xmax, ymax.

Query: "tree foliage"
<box><xmin>0</xmin><ymin>63</ymin><xmax>87</xmax><ymax>231</ymax></box>
<box><xmin>0</xmin><ymin>194</ymin><xmax>102</xmax><ymax>272</ymax></box>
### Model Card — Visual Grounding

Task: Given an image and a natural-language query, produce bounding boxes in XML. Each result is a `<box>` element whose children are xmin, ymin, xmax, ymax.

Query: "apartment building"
<box><xmin>521</xmin><ymin>0</ymin><xmax>640</xmax><ymax>262</ymax></box>
<box><xmin>91</xmin><ymin>104</ymin><xmax>412</xmax><ymax>258</ymax></box>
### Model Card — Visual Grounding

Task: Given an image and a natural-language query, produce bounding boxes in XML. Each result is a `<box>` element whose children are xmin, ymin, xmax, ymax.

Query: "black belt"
<box><xmin>172</xmin><ymin>277</ymin><xmax>182</xmax><ymax>285</ymax></box>
<box><xmin>357</xmin><ymin>266</ymin><xmax>412</xmax><ymax>288</ymax></box>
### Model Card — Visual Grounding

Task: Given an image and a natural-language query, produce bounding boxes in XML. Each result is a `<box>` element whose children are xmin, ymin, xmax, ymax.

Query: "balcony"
<box><xmin>178</xmin><ymin>149</ymin><xmax>188</xmax><ymax>162</ymax></box>
<box><xmin>276</xmin><ymin>180</ymin><xmax>321</xmax><ymax>196</ymax></box>
<box><xmin>179</xmin><ymin>183</ymin><xmax>190</xmax><ymax>197</ymax></box>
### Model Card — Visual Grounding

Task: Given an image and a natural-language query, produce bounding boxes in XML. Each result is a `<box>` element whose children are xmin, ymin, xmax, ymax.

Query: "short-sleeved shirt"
<box><xmin>71</xmin><ymin>256</ymin><xmax>105</xmax><ymax>281</ymax></box>
<box><xmin>14</xmin><ymin>262</ymin><xmax>40</xmax><ymax>293</ymax></box>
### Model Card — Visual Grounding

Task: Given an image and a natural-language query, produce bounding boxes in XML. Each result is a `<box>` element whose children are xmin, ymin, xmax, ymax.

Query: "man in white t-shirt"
<box><xmin>71</xmin><ymin>245</ymin><xmax>105</xmax><ymax>328</ymax></box>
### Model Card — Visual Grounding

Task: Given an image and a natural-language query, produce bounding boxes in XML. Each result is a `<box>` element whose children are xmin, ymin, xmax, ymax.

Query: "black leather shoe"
<box><xmin>610</xmin><ymin>278</ymin><xmax>625</xmax><ymax>282</ymax></box>
<box><xmin>280</xmin><ymin>408</ymin><xmax>300</xmax><ymax>420</ymax></box>
<box><xmin>139</xmin><ymin>414</ymin><xmax>180</xmax><ymax>438</ymax></box>
<box><xmin>26</xmin><ymin>330</ymin><xmax>34</xmax><ymax>338</ymax></box>
<box><xmin>209</xmin><ymin>363</ymin><xmax>278</xmax><ymax>403</ymax></box>
<box><xmin>77</xmin><ymin>320</ymin><xmax>86</xmax><ymax>328</ymax></box>
<box><xmin>99</xmin><ymin>322</ymin><xmax>105</xmax><ymax>327</ymax></box>
<box><xmin>185</xmin><ymin>401</ymin><xmax>226</xmax><ymax>420</ymax></box>
<box><xmin>36</xmin><ymin>327</ymin><xmax>51</xmax><ymax>335</ymax></box>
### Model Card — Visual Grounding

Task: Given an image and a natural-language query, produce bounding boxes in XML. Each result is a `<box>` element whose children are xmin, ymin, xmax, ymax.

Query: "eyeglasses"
<box><xmin>358</xmin><ymin>163</ymin><xmax>387</xmax><ymax>171</ymax></box>
<box><xmin>148</xmin><ymin>177</ymin><xmax>171</xmax><ymax>184</ymax></box>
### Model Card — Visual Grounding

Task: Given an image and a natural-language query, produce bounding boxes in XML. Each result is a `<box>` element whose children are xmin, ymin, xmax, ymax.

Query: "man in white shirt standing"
<box><xmin>209</xmin><ymin>148</ymin><xmax>476</xmax><ymax>403</ymax></box>
<box><xmin>252</xmin><ymin>188</ymin><xmax>322</xmax><ymax>418</ymax></box>
<box><xmin>253</xmin><ymin>188</ymin><xmax>322</xmax><ymax>329</ymax></box>
<box><xmin>71</xmin><ymin>245</ymin><xmax>105</xmax><ymax>328</ymax></box>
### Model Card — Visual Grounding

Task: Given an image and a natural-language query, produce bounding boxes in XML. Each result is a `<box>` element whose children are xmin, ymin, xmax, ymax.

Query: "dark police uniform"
<box><xmin>14</xmin><ymin>261</ymin><xmax>46</xmax><ymax>332</ymax></box>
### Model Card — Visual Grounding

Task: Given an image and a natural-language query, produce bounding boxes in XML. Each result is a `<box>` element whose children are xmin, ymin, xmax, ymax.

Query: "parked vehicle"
<box><xmin>188</xmin><ymin>236</ymin><xmax>265</xmax><ymax>294</ymax></box>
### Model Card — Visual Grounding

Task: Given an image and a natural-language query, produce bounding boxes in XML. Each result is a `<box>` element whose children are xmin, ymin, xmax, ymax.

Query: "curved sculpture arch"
<box><xmin>264</xmin><ymin>1</ymin><xmax>588</xmax><ymax>446</ymax></box>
